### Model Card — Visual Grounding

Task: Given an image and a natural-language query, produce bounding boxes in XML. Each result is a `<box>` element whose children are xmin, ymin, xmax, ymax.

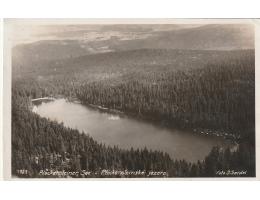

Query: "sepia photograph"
<box><xmin>4</xmin><ymin>19</ymin><xmax>256</xmax><ymax>178</ymax></box>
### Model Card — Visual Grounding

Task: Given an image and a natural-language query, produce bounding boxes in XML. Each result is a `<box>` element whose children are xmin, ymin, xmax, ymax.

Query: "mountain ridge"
<box><xmin>13</xmin><ymin>24</ymin><xmax>254</xmax><ymax>63</ymax></box>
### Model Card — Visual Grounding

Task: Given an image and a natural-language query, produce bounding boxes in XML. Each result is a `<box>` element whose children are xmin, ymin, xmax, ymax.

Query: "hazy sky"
<box><xmin>10</xmin><ymin>24</ymin><xmax>203</xmax><ymax>46</ymax></box>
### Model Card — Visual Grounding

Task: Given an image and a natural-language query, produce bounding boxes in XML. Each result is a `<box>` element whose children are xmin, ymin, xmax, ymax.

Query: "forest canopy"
<box><xmin>12</xmin><ymin>49</ymin><xmax>255</xmax><ymax>178</ymax></box>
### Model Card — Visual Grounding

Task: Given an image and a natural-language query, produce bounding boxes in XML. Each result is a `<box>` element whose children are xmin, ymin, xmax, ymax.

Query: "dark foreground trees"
<box><xmin>12</xmin><ymin>90</ymin><xmax>255</xmax><ymax>178</ymax></box>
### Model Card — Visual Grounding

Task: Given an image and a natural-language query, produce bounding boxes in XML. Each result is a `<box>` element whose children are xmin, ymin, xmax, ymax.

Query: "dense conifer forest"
<box><xmin>12</xmin><ymin>49</ymin><xmax>255</xmax><ymax>177</ymax></box>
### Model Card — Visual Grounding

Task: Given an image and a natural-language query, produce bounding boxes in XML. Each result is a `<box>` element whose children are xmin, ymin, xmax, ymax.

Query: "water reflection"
<box><xmin>33</xmin><ymin>99</ymin><xmax>230</xmax><ymax>162</ymax></box>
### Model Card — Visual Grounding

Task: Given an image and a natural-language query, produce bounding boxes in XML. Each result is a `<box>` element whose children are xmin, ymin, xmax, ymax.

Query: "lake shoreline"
<box><xmin>31</xmin><ymin>96</ymin><xmax>236</xmax><ymax>162</ymax></box>
<box><xmin>75</xmin><ymin>99</ymin><xmax>238</xmax><ymax>143</ymax></box>
<box><xmin>31</xmin><ymin>95</ymin><xmax>238</xmax><ymax>144</ymax></box>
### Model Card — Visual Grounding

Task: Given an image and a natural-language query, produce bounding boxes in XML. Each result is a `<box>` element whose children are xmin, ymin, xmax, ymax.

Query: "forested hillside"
<box><xmin>12</xmin><ymin>87</ymin><xmax>255</xmax><ymax>177</ymax></box>
<box><xmin>13</xmin><ymin>49</ymin><xmax>255</xmax><ymax>138</ymax></box>
<box><xmin>12</xmin><ymin>48</ymin><xmax>255</xmax><ymax>177</ymax></box>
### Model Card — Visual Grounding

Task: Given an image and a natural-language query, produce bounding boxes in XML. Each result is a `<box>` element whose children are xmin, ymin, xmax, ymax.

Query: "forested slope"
<box><xmin>13</xmin><ymin>49</ymin><xmax>255</xmax><ymax>138</ymax></box>
<box><xmin>12</xmin><ymin>49</ymin><xmax>255</xmax><ymax>177</ymax></box>
<box><xmin>12</xmin><ymin>88</ymin><xmax>255</xmax><ymax>177</ymax></box>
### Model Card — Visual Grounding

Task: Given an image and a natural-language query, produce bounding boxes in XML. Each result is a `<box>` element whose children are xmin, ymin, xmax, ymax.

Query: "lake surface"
<box><xmin>32</xmin><ymin>99</ymin><xmax>230</xmax><ymax>162</ymax></box>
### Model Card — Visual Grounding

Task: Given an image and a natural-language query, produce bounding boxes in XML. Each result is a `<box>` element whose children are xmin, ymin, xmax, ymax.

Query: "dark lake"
<box><xmin>32</xmin><ymin>98</ymin><xmax>230</xmax><ymax>162</ymax></box>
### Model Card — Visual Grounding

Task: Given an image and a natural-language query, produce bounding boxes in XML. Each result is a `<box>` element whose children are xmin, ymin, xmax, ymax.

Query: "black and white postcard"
<box><xmin>2</xmin><ymin>19</ymin><xmax>259</xmax><ymax>179</ymax></box>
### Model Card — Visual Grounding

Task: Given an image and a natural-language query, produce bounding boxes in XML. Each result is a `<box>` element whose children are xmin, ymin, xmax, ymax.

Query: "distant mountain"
<box><xmin>12</xmin><ymin>24</ymin><xmax>254</xmax><ymax>66</ymax></box>
<box><xmin>114</xmin><ymin>24</ymin><xmax>254</xmax><ymax>51</ymax></box>
<box><xmin>12</xmin><ymin>40</ymin><xmax>90</xmax><ymax>63</ymax></box>
<box><xmin>13</xmin><ymin>48</ymin><xmax>254</xmax><ymax>80</ymax></box>
<box><xmin>156</xmin><ymin>24</ymin><xmax>254</xmax><ymax>50</ymax></box>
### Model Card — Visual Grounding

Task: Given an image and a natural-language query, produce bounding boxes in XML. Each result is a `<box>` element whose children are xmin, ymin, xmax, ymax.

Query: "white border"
<box><xmin>1</xmin><ymin>0</ymin><xmax>260</xmax><ymax>18</ymax></box>
<box><xmin>1</xmin><ymin>0</ymin><xmax>260</xmax><ymax>199</ymax></box>
<box><xmin>0</xmin><ymin>19</ymin><xmax>3</xmax><ymax>180</ymax></box>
